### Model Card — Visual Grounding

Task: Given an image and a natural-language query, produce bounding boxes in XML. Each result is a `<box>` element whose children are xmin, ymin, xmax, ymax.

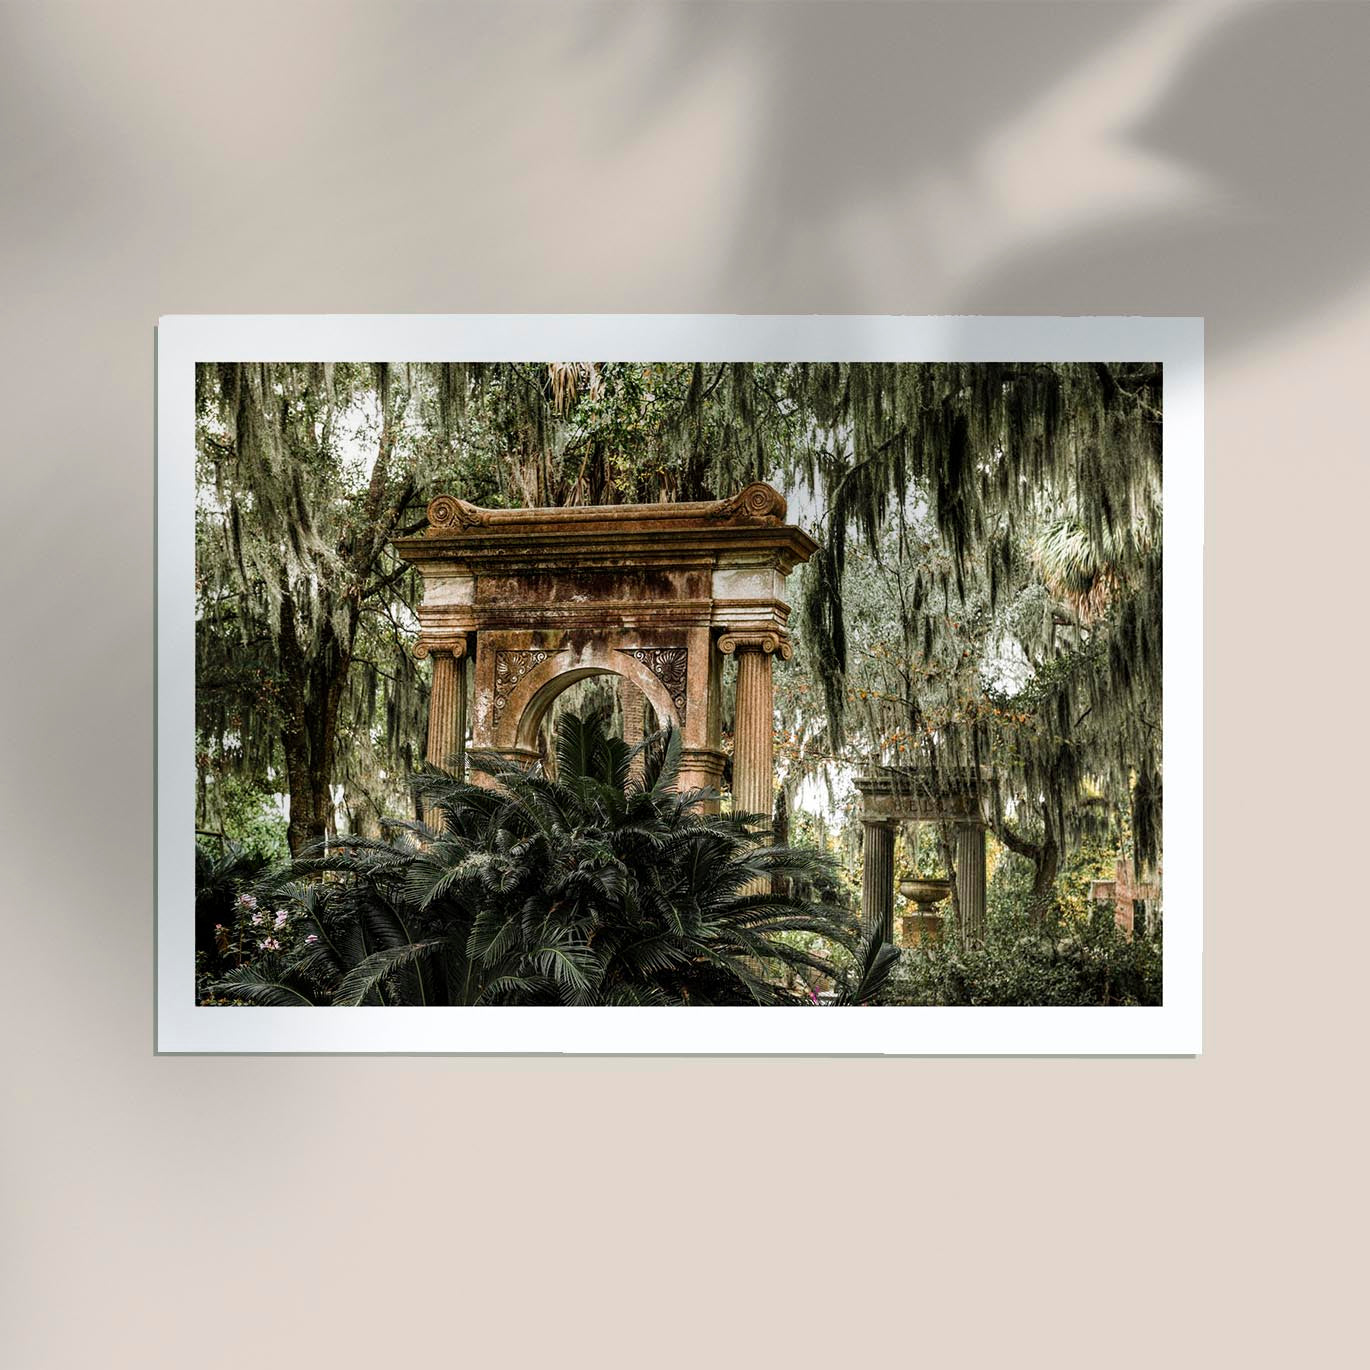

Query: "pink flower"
<box><xmin>305</xmin><ymin>934</ymin><xmax>318</xmax><ymax>944</ymax></box>
<box><xmin>237</xmin><ymin>893</ymin><xmax>257</xmax><ymax>909</ymax></box>
<box><xmin>274</xmin><ymin>911</ymin><xmax>288</xmax><ymax>929</ymax></box>
<box><xmin>250</xmin><ymin>911</ymin><xmax>264</xmax><ymax>926</ymax></box>
<box><xmin>256</xmin><ymin>937</ymin><xmax>282</xmax><ymax>951</ymax></box>
<box><xmin>214</xmin><ymin>923</ymin><xmax>225</xmax><ymax>933</ymax></box>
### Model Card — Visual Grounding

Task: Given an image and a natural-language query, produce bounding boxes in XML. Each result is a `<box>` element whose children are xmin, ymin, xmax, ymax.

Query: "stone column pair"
<box><xmin>858</xmin><ymin>813</ymin><xmax>986</xmax><ymax>947</ymax></box>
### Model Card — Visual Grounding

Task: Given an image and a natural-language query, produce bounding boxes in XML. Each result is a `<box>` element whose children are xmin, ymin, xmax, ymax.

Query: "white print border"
<box><xmin>157</xmin><ymin>315</ymin><xmax>1202</xmax><ymax>1055</ymax></box>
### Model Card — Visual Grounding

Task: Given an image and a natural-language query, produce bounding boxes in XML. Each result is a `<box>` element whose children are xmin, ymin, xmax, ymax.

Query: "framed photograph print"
<box><xmin>156</xmin><ymin>314</ymin><xmax>1202</xmax><ymax>1054</ymax></box>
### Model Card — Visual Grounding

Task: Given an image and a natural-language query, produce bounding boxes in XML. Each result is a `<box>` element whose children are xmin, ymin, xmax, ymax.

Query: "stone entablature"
<box><xmin>853</xmin><ymin>768</ymin><xmax>986</xmax><ymax>825</ymax></box>
<box><xmin>394</xmin><ymin>484</ymin><xmax>816</xmax><ymax>802</ymax></box>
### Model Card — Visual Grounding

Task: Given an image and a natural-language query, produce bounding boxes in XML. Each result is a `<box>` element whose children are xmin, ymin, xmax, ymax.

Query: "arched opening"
<box><xmin>496</xmin><ymin>654</ymin><xmax>678</xmax><ymax>781</ymax></box>
<box><xmin>530</xmin><ymin>672</ymin><xmax>665</xmax><ymax>777</ymax></box>
<box><xmin>502</xmin><ymin>649</ymin><xmax>682</xmax><ymax>756</ymax></box>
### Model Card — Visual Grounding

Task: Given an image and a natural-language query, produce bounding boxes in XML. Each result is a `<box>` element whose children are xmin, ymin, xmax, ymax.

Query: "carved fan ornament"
<box><xmin>491</xmin><ymin>648</ymin><xmax>550</xmax><ymax>725</ymax></box>
<box><xmin>627</xmin><ymin>647</ymin><xmax>689</xmax><ymax>718</ymax></box>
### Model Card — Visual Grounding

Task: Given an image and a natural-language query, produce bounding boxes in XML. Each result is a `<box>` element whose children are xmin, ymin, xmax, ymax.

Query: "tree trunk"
<box><xmin>279</xmin><ymin>591</ymin><xmax>355</xmax><ymax>856</ymax></box>
<box><xmin>771</xmin><ymin>785</ymin><xmax>791</xmax><ymax>896</ymax></box>
<box><xmin>993</xmin><ymin>815</ymin><xmax>1061</xmax><ymax>927</ymax></box>
<box><xmin>936</xmin><ymin>822</ymin><xmax>961</xmax><ymax>930</ymax></box>
<box><xmin>1029</xmin><ymin>834</ymin><xmax>1060</xmax><ymax>925</ymax></box>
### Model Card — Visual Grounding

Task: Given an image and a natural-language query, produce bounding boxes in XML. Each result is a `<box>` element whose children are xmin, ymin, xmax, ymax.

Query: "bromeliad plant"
<box><xmin>209</xmin><ymin>711</ymin><xmax>891</xmax><ymax>1007</ymax></box>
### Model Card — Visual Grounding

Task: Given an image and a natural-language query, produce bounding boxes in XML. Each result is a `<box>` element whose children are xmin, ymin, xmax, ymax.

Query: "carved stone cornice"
<box><xmin>853</xmin><ymin>767</ymin><xmax>987</xmax><ymax>824</ymax></box>
<box><xmin>403</xmin><ymin>483</ymin><xmax>814</xmax><ymax>574</ymax></box>
<box><xmin>717</xmin><ymin>629</ymin><xmax>792</xmax><ymax>660</ymax></box>
<box><xmin>424</xmin><ymin>495</ymin><xmax>484</xmax><ymax>534</ymax></box>
<box><xmin>423</xmin><ymin>482</ymin><xmax>788</xmax><ymax>534</ymax></box>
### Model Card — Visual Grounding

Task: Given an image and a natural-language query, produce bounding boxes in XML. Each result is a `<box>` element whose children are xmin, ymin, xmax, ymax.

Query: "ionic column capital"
<box><xmin>717</xmin><ymin>629</ymin><xmax>792</xmax><ymax>661</ymax></box>
<box><xmin>414</xmin><ymin>635</ymin><xmax>468</xmax><ymax>661</ymax></box>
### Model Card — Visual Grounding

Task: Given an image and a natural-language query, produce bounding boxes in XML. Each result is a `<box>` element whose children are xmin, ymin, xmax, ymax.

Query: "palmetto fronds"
<box><xmin>210</xmin><ymin>712</ymin><xmax>874</xmax><ymax>1008</ymax></box>
<box><xmin>1032</xmin><ymin>518</ymin><xmax>1124</xmax><ymax>624</ymax></box>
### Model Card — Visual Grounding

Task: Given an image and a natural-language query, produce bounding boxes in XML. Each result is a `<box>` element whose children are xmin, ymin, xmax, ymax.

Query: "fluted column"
<box><xmin>719</xmin><ymin>630</ymin><xmax>789</xmax><ymax>831</ymax></box>
<box><xmin>426</xmin><ymin>649</ymin><xmax>467</xmax><ymax>774</ymax></box>
<box><xmin>733</xmin><ymin>647</ymin><xmax>773</xmax><ymax>824</ymax></box>
<box><xmin>862</xmin><ymin>821</ymin><xmax>896</xmax><ymax>942</ymax></box>
<box><xmin>955</xmin><ymin>821</ymin><xmax>986</xmax><ymax>945</ymax></box>
<box><xmin>419</xmin><ymin>641</ymin><xmax>467</xmax><ymax>828</ymax></box>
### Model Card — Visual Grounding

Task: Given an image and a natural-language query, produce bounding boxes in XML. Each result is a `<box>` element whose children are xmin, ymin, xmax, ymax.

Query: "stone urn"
<box><xmin>897</xmin><ymin>877</ymin><xmax>952</xmax><ymax>948</ymax></box>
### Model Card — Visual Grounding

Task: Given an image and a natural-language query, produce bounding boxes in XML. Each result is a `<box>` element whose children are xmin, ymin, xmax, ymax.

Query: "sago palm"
<box><xmin>210</xmin><ymin>711</ymin><xmax>876</xmax><ymax>1007</ymax></box>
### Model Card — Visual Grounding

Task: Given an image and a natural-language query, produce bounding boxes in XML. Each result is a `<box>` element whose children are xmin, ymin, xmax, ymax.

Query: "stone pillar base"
<box><xmin>470</xmin><ymin>745</ymin><xmax>540</xmax><ymax>788</ymax></box>
<box><xmin>678</xmin><ymin>746</ymin><xmax>726</xmax><ymax>809</ymax></box>
<box><xmin>898</xmin><ymin>912</ymin><xmax>945</xmax><ymax>948</ymax></box>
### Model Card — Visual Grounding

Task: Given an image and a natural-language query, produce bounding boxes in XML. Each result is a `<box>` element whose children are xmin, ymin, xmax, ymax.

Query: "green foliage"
<box><xmin>986</xmin><ymin>846</ymin><xmax>1036</xmax><ymax>925</ymax></box>
<box><xmin>195</xmin><ymin>358</ymin><xmax>1163</xmax><ymax>927</ymax></box>
<box><xmin>206</xmin><ymin>713</ymin><xmax>885</xmax><ymax>1008</ymax></box>
<box><xmin>194</xmin><ymin>841</ymin><xmax>281</xmax><ymax>981</ymax></box>
<box><xmin>196</xmin><ymin>769</ymin><xmax>288</xmax><ymax>862</ymax></box>
<box><xmin>986</xmin><ymin>820</ymin><xmax>1128</xmax><ymax>924</ymax></box>
<box><xmin>773</xmin><ymin>363</ymin><xmax>1162</xmax><ymax>883</ymax></box>
<box><xmin>885</xmin><ymin>909</ymin><xmax>1162</xmax><ymax>1007</ymax></box>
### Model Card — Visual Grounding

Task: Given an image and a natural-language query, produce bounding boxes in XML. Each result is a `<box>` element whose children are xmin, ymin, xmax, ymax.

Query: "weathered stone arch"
<box><xmin>501</xmin><ymin>646</ymin><xmax>681</xmax><ymax>753</ymax></box>
<box><xmin>394</xmin><ymin>483</ymin><xmax>817</xmax><ymax>815</ymax></box>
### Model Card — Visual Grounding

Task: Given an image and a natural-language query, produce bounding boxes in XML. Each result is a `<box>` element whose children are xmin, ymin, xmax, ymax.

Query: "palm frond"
<box><xmin>208</xmin><ymin>960</ymin><xmax>321</xmax><ymax>1006</ymax></box>
<box><xmin>332</xmin><ymin>940</ymin><xmax>445</xmax><ymax>1007</ymax></box>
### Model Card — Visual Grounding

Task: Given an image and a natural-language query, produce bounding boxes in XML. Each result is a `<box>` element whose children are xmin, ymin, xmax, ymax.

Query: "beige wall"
<box><xmin>1</xmin><ymin>3</ymin><xmax>1362</xmax><ymax>1366</ymax></box>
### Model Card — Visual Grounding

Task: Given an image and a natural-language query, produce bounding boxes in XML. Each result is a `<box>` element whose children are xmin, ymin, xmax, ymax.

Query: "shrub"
<box><xmin>883</xmin><ymin>906</ymin><xmax>1162</xmax><ymax>1006</ymax></box>
<box><xmin>206</xmin><ymin>713</ymin><xmax>886</xmax><ymax>1008</ymax></box>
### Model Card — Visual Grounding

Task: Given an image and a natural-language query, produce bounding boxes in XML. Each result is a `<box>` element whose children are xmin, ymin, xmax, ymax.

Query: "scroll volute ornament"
<box><xmin>713</xmin><ymin>482</ymin><xmax>787</xmax><ymax>522</ymax></box>
<box><xmin>717</xmin><ymin>629</ymin><xmax>793</xmax><ymax>661</ymax></box>
<box><xmin>425</xmin><ymin>494</ymin><xmax>484</xmax><ymax>534</ymax></box>
<box><xmin>413</xmin><ymin>636</ymin><xmax>468</xmax><ymax>661</ymax></box>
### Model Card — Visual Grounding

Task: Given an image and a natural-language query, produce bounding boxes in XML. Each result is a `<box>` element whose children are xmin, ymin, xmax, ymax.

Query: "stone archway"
<box><xmin>395</xmin><ymin>483</ymin><xmax>816</xmax><ymax>816</ymax></box>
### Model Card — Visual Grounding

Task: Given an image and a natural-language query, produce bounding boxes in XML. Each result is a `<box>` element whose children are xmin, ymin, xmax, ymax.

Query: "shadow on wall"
<box><xmin>7</xmin><ymin>1</ymin><xmax>1366</xmax><ymax>349</ymax></box>
<box><xmin>577</xmin><ymin>0</ymin><xmax>1370</xmax><ymax>351</ymax></box>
